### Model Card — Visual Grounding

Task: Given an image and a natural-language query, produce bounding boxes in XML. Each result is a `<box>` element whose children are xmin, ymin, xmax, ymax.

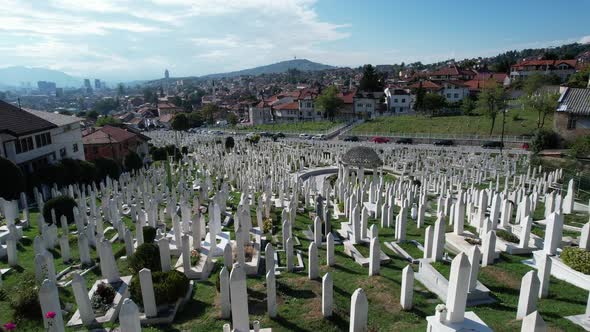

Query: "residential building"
<box><xmin>157</xmin><ymin>102</ymin><xmax>183</xmax><ymax>116</ymax></box>
<box><xmin>384</xmin><ymin>87</ymin><xmax>413</xmax><ymax>114</ymax></box>
<box><xmin>82</xmin><ymin>125</ymin><xmax>150</xmax><ymax>163</ymax></box>
<box><xmin>554</xmin><ymin>86</ymin><xmax>590</xmax><ymax>141</ymax></box>
<box><xmin>353</xmin><ymin>91</ymin><xmax>383</xmax><ymax>119</ymax></box>
<box><xmin>408</xmin><ymin>80</ymin><xmax>469</xmax><ymax>103</ymax></box>
<box><xmin>249</xmin><ymin>100</ymin><xmax>273</xmax><ymax>125</ymax></box>
<box><xmin>0</xmin><ymin>100</ymin><xmax>84</xmax><ymax>174</ymax></box>
<box><xmin>510</xmin><ymin>59</ymin><xmax>577</xmax><ymax>82</ymax></box>
<box><xmin>273</xmin><ymin>101</ymin><xmax>299</xmax><ymax>122</ymax></box>
<box><xmin>37</xmin><ymin>81</ymin><xmax>56</xmax><ymax>94</ymax></box>
<box><xmin>428</xmin><ymin>64</ymin><xmax>476</xmax><ymax>81</ymax></box>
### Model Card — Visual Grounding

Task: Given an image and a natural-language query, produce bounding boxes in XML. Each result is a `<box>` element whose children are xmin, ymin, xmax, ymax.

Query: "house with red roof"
<box><xmin>82</xmin><ymin>125</ymin><xmax>150</xmax><ymax>164</ymax></box>
<box><xmin>428</xmin><ymin>64</ymin><xmax>476</xmax><ymax>81</ymax></box>
<box><xmin>510</xmin><ymin>59</ymin><xmax>577</xmax><ymax>82</ymax></box>
<box><xmin>408</xmin><ymin>80</ymin><xmax>469</xmax><ymax>103</ymax></box>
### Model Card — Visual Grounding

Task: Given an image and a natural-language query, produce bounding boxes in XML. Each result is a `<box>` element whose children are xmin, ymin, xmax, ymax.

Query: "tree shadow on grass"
<box><xmin>277</xmin><ymin>281</ymin><xmax>316</xmax><ymax>299</ymax></box>
<box><xmin>332</xmin><ymin>263</ymin><xmax>362</xmax><ymax>275</ymax></box>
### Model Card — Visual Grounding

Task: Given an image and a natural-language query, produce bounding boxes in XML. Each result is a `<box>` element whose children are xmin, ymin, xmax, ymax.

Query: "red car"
<box><xmin>370</xmin><ymin>136</ymin><xmax>390</xmax><ymax>143</ymax></box>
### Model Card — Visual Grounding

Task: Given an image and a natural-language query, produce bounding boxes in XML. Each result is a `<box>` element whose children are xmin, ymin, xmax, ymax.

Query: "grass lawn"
<box><xmin>237</xmin><ymin>120</ymin><xmax>343</xmax><ymax>134</ymax></box>
<box><xmin>351</xmin><ymin>111</ymin><xmax>552</xmax><ymax>137</ymax></box>
<box><xmin>1</xmin><ymin>192</ymin><xmax>588</xmax><ymax>331</ymax></box>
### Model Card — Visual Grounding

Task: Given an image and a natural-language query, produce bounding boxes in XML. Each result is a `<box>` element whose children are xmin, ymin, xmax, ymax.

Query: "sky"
<box><xmin>1</xmin><ymin>0</ymin><xmax>589</xmax><ymax>82</ymax></box>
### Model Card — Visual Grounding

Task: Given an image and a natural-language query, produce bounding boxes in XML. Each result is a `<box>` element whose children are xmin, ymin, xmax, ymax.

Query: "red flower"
<box><xmin>45</xmin><ymin>311</ymin><xmax>56</xmax><ymax>319</ymax></box>
<box><xmin>3</xmin><ymin>322</ymin><xmax>16</xmax><ymax>330</ymax></box>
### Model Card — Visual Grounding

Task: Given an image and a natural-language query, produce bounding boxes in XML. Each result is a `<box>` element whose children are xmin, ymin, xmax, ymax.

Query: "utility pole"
<box><xmin>500</xmin><ymin>108</ymin><xmax>506</xmax><ymax>158</ymax></box>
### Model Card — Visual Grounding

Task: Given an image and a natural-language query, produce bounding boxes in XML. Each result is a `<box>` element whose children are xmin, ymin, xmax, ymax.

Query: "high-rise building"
<box><xmin>37</xmin><ymin>81</ymin><xmax>57</xmax><ymax>94</ymax></box>
<box><xmin>164</xmin><ymin>69</ymin><xmax>169</xmax><ymax>79</ymax></box>
<box><xmin>83</xmin><ymin>79</ymin><xmax>93</xmax><ymax>93</ymax></box>
<box><xmin>94</xmin><ymin>79</ymin><xmax>101</xmax><ymax>90</ymax></box>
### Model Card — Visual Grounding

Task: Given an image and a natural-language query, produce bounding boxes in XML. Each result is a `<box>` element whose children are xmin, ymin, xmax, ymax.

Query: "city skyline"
<box><xmin>0</xmin><ymin>0</ymin><xmax>589</xmax><ymax>81</ymax></box>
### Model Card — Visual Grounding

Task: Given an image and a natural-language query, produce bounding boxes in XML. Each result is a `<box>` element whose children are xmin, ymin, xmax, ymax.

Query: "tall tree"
<box><xmin>422</xmin><ymin>93</ymin><xmax>447</xmax><ymax>117</ymax></box>
<box><xmin>521</xmin><ymin>92</ymin><xmax>560</xmax><ymax>128</ymax></box>
<box><xmin>201</xmin><ymin>104</ymin><xmax>220</xmax><ymax>124</ymax></box>
<box><xmin>359</xmin><ymin>64</ymin><xmax>383</xmax><ymax>92</ymax></box>
<box><xmin>315</xmin><ymin>86</ymin><xmax>344</xmax><ymax>120</ymax></box>
<box><xmin>227</xmin><ymin>113</ymin><xmax>239</xmax><ymax>126</ymax></box>
<box><xmin>476</xmin><ymin>80</ymin><xmax>507</xmax><ymax>135</ymax></box>
<box><xmin>460</xmin><ymin>97</ymin><xmax>476</xmax><ymax>116</ymax></box>
<box><xmin>413</xmin><ymin>82</ymin><xmax>425</xmax><ymax>114</ymax></box>
<box><xmin>171</xmin><ymin>113</ymin><xmax>190</xmax><ymax>131</ymax></box>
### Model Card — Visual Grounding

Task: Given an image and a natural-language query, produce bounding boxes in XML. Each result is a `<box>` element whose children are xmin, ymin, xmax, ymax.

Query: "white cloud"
<box><xmin>580</xmin><ymin>35</ymin><xmax>590</xmax><ymax>44</ymax></box>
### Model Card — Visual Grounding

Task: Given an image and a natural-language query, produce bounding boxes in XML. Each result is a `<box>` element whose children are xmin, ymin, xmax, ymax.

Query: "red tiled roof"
<box><xmin>82</xmin><ymin>125</ymin><xmax>144</xmax><ymax>145</ymax></box>
<box><xmin>338</xmin><ymin>89</ymin><xmax>356</xmax><ymax>104</ymax></box>
<box><xmin>274</xmin><ymin>101</ymin><xmax>299</xmax><ymax>110</ymax></box>
<box><xmin>511</xmin><ymin>59</ymin><xmax>577</xmax><ymax>69</ymax></box>
<box><xmin>408</xmin><ymin>80</ymin><xmax>442</xmax><ymax>90</ymax></box>
<box><xmin>159</xmin><ymin>114</ymin><xmax>174</xmax><ymax>123</ymax></box>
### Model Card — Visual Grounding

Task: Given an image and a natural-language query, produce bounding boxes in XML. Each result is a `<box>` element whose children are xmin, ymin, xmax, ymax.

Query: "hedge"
<box><xmin>42</xmin><ymin>195</ymin><xmax>78</xmax><ymax>224</ymax></box>
<box><xmin>128</xmin><ymin>243</ymin><xmax>162</xmax><ymax>274</ymax></box>
<box><xmin>561</xmin><ymin>246</ymin><xmax>590</xmax><ymax>274</ymax></box>
<box><xmin>129</xmin><ymin>270</ymin><xmax>190</xmax><ymax>306</ymax></box>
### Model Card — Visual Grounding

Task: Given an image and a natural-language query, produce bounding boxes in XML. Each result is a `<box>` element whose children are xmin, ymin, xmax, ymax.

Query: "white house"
<box><xmin>353</xmin><ymin>92</ymin><xmax>384</xmax><ymax>119</ymax></box>
<box><xmin>384</xmin><ymin>88</ymin><xmax>413</xmax><ymax>114</ymax></box>
<box><xmin>439</xmin><ymin>81</ymin><xmax>469</xmax><ymax>103</ymax></box>
<box><xmin>0</xmin><ymin>100</ymin><xmax>85</xmax><ymax>174</ymax></box>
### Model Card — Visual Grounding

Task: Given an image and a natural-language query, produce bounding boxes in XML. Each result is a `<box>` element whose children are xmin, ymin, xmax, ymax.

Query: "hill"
<box><xmin>0</xmin><ymin>66</ymin><xmax>82</xmax><ymax>88</ymax></box>
<box><xmin>201</xmin><ymin>59</ymin><xmax>336</xmax><ymax>79</ymax></box>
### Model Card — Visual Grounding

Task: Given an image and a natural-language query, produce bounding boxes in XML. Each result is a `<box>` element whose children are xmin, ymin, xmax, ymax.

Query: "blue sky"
<box><xmin>0</xmin><ymin>0</ymin><xmax>588</xmax><ymax>82</ymax></box>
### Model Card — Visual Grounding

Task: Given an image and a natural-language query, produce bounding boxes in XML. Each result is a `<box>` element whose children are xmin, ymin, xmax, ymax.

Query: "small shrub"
<box><xmin>9</xmin><ymin>272</ymin><xmax>41</xmax><ymax>320</ymax></box>
<box><xmin>511</xmin><ymin>112</ymin><xmax>523</xmax><ymax>121</ymax></box>
<box><xmin>561</xmin><ymin>246</ymin><xmax>590</xmax><ymax>274</ymax></box>
<box><xmin>124</xmin><ymin>151</ymin><xmax>143</xmax><ymax>172</ymax></box>
<box><xmin>571</xmin><ymin>136</ymin><xmax>590</xmax><ymax>158</ymax></box>
<box><xmin>43</xmin><ymin>195</ymin><xmax>77</xmax><ymax>224</ymax></box>
<box><xmin>0</xmin><ymin>156</ymin><xmax>25</xmax><ymax>201</ymax></box>
<box><xmin>225</xmin><ymin>136</ymin><xmax>235</xmax><ymax>150</ymax></box>
<box><xmin>128</xmin><ymin>243</ymin><xmax>162</xmax><ymax>273</ymax></box>
<box><xmin>262</xmin><ymin>217</ymin><xmax>273</xmax><ymax>234</ymax></box>
<box><xmin>142</xmin><ymin>226</ymin><xmax>157</xmax><ymax>244</ymax></box>
<box><xmin>91</xmin><ymin>282</ymin><xmax>116</xmax><ymax>313</ymax></box>
<box><xmin>496</xmin><ymin>229</ymin><xmax>519</xmax><ymax>243</ymax></box>
<box><xmin>531</xmin><ymin>129</ymin><xmax>559</xmax><ymax>153</ymax></box>
<box><xmin>190</xmin><ymin>249</ymin><xmax>201</xmax><ymax>266</ymax></box>
<box><xmin>130</xmin><ymin>270</ymin><xmax>190</xmax><ymax>306</ymax></box>
<box><xmin>93</xmin><ymin>157</ymin><xmax>121</xmax><ymax>181</ymax></box>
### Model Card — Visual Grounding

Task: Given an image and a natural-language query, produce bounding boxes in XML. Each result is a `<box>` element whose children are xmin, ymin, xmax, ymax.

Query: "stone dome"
<box><xmin>340</xmin><ymin>146</ymin><xmax>383</xmax><ymax>168</ymax></box>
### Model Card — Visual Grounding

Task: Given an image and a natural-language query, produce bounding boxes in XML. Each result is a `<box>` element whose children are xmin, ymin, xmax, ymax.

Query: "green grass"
<box><xmin>237</xmin><ymin>120</ymin><xmax>343</xmax><ymax>134</ymax></box>
<box><xmin>351</xmin><ymin>112</ymin><xmax>552</xmax><ymax>137</ymax></box>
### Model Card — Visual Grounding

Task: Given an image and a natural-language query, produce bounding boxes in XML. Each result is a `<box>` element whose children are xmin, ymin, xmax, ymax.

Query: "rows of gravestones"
<box><xmin>0</xmin><ymin>133</ymin><xmax>588</xmax><ymax>331</ymax></box>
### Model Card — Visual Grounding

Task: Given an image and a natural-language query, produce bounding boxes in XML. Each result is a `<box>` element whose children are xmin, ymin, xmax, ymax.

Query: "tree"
<box><xmin>227</xmin><ymin>112</ymin><xmax>239</xmax><ymax>126</ymax></box>
<box><xmin>143</xmin><ymin>88</ymin><xmax>157</xmax><ymax>103</ymax></box>
<box><xmin>86</xmin><ymin>110</ymin><xmax>99</xmax><ymax>119</ymax></box>
<box><xmin>476</xmin><ymin>80</ymin><xmax>507</xmax><ymax>135</ymax></box>
<box><xmin>521</xmin><ymin>92</ymin><xmax>559</xmax><ymax>128</ymax></box>
<box><xmin>225</xmin><ymin>136</ymin><xmax>235</xmax><ymax>150</ymax></box>
<box><xmin>124</xmin><ymin>151</ymin><xmax>143</xmax><ymax>172</ymax></box>
<box><xmin>567</xmin><ymin>66</ymin><xmax>590</xmax><ymax>88</ymax></box>
<box><xmin>201</xmin><ymin>104</ymin><xmax>220</xmax><ymax>124</ymax></box>
<box><xmin>315</xmin><ymin>86</ymin><xmax>344</xmax><ymax>120</ymax></box>
<box><xmin>359</xmin><ymin>64</ymin><xmax>383</xmax><ymax>92</ymax></box>
<box><xmin>171</xmin><ymin>113</ymin><xmax>190</xmax><ymax>131</ymax></box>
<box><xmin>187</xmin><ymin>112</ymin><xmax>203</xmax><ymax>128</ymax></box>
<box><xmin>413</xmin><ymin>82</ymin><xmax>425</xmax><ymax>114</ymax></box>
<box><xmin>0</xmin><ymin>157</ymin><xmax>25</xmax><ymax>200</ymax></box>
<box><xmin>422</xmin><ymin>93</ymin><xmax>447</xmax><ymax>116</ymax></box>
<box><xmin>92</xmin><ymin>98</ymin><xmax>119</xmax><ymax>115</ymax></box>
<box><xmin>460</xmin><ymin>97</ymin><xmax>477</xmax><ymax>116</ymax></box>
<box><xmin>96</xmin><ymin>116</ymin><xmax>122</xmax><ymax>127</ymax></box>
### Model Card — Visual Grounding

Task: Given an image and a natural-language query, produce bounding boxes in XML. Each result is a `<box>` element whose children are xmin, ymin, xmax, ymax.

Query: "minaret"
<box><xmin>164</xmin><ymin>69</ymin><xmax>170</xmax><ymax>95</ymax></box>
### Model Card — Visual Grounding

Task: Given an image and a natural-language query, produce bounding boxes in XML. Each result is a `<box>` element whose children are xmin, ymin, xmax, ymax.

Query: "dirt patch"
<box><xmin>483</xmin><ymin>266</ymin><xmax>520</xmax><ymax>289</ymax></box>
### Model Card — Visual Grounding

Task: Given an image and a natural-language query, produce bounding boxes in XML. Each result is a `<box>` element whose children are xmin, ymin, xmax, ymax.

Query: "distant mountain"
<box><xmin>0</xmin><ymin>66</ymin><xmax>82</xmax><ymax>88</ymax></box>
<box><xmin>201</xmin><ymin>59</ymin><xmax>336</xmax><ymax>79</ymax></box>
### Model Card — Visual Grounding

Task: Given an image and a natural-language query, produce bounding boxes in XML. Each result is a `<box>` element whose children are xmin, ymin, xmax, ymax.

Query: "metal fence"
<box><xmin>351</xmin><ymin>131</ymin><xmax>532</xmax><ymax>143</ymax></box>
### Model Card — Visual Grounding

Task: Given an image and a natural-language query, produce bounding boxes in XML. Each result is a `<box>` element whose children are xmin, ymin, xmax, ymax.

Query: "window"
<box><xmin>446</xmin><ymin>93</ymin><xmax>451</xmax><ymax>98</ymax></box>
<box><xmin>356</xmin><ymin>103</ymin><xmax>363</xmax><ymax>108</ymax></box>
<box><xmin>34</xmin><ymin>132</ymin><xmax>52</xmax><ymax>148</ymax></box>
<box><xmin>401</xmin><ymin>98</ymin><xmax>406</xmax><ymax>103</ymax></box>
<box><xmin>15</xmin><ymin>136</ymin><xmax>34</xmax><ymax>154</ymax></box>
<box><xmin>394</xmin><ymin>98</ymin><xmax>398</xmax><ymax>103</ymax></box>
<box><xmin>454</xmin><ymin>93</ymin><xmax>459</xmax><ymax>98</ymax></box>
<box><xmin>73</xmin><ymin>143</ymin><xmax>79</xmax><ymax>152</ymax></box>
<box><xmin>60</xmin><ymin>148</ymin><xmax>66</xmax><ymax>157</ymax></box>
<box><xmin>567</xmin><ymin>116</ymin><xmax>576</xmax><ymax>129</ymax></box>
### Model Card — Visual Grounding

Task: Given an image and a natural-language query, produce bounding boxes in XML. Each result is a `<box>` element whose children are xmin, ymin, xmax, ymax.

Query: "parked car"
<box><xmin>396</xmin><ymin>138</ymin><xmax>413</xmax><ymax>144</ymax></box>
<box><xmin>274</xmin><ymin>132</ymin><xmax>286</xmax><ymax>138</ymax></box>
<box><xmin>311</xmin><ymin>134</ymin><xmax>326</xmax><ymax>140</ymax></box>
<box><xmin>433</xmin><ymin>139</ymin><xmax>454</xmax><ymax>146</ymax></box>
<box><xmin>299</xmin><ymin>133</ymin><xmax>310</xmax><ymax>139</ymax></box>
<box><xmin>343</xmin><ymin>136</ymin><xmax>359</xmax><ymax>142</ymax></box>
<box><xmin>259</xmin><ymin>132</ymin><xmax>273</xmax><ymax>137</ymax></box>
<box><xmin>482</xmin><ymin>141</ymin><xmax>504</xmax><ymax>148</ymax></box>
<box><xmin>370</xmin><ymin>136</ymin><xmax>390</xmax><ymax>143</ymax></box>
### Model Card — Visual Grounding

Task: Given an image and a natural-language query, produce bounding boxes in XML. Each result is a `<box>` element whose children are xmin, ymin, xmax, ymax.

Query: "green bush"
<box><xmin>9</xmin><ymin>272</ymin><xmax>41</xmax><ymax>320</ymax></box>
<box><xmin>124</xmin><ymin>151</ymin><xmax>143</xmax><ymax>172</ymax></box>
<box><xmin>43</xmin><ymin>195</ymin><xmax>78</xmax><ymax>224</ymax></box>
<box><xmin>128</xmin><ymin>243</ymin><xmax>162</xmax><ymax>273</ymax></box>
<box><xmin>225</xmin><ymin>136</ymin><xmax>235</xmax><ymax>150</ymax></box>
<box><xmin>561</xmin><ymin>246</ymin><xmax>590</xmax><ymax>274</ymax></box>
<box><xmin>571</xmin><ymin>136</ymin><xmax>590</xmax><ymax>158</ymax></box>
<box><xmin>94</xmin><ymin>157</ymin><xmax>121</xmax><ymax>181</ymax></box>
<box><xmin>531</xmin><ymin>129</ymin><xmax>559</xmax><ymax>153</ymax></box>
<box><xmin>0</xmin><ymin>156</ymin><xmax>25</xmax><ymax>200</ymax></box>
<box><xmin>78</xmin><ymin>160</ymin><xmax>98</xmax><ymax>184</ymax></box>
<box><xmin>142</xmin><ymin>226</ymin><xmax>157</xmax><ymax>244</ymax></box>
<box><xmin>90</xmin><ymin>282</ymin><xmax>116</xmax><ymax>312</ymax></box>
<box><xmin>496</xmin><ymin>229</ymin><xmax>519</xmax><ymax>243</ymax></box>
<box><xmin>129</xmin><ymin>270</ymin><xmax>190</xmax><ymax>306</ymax></box>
